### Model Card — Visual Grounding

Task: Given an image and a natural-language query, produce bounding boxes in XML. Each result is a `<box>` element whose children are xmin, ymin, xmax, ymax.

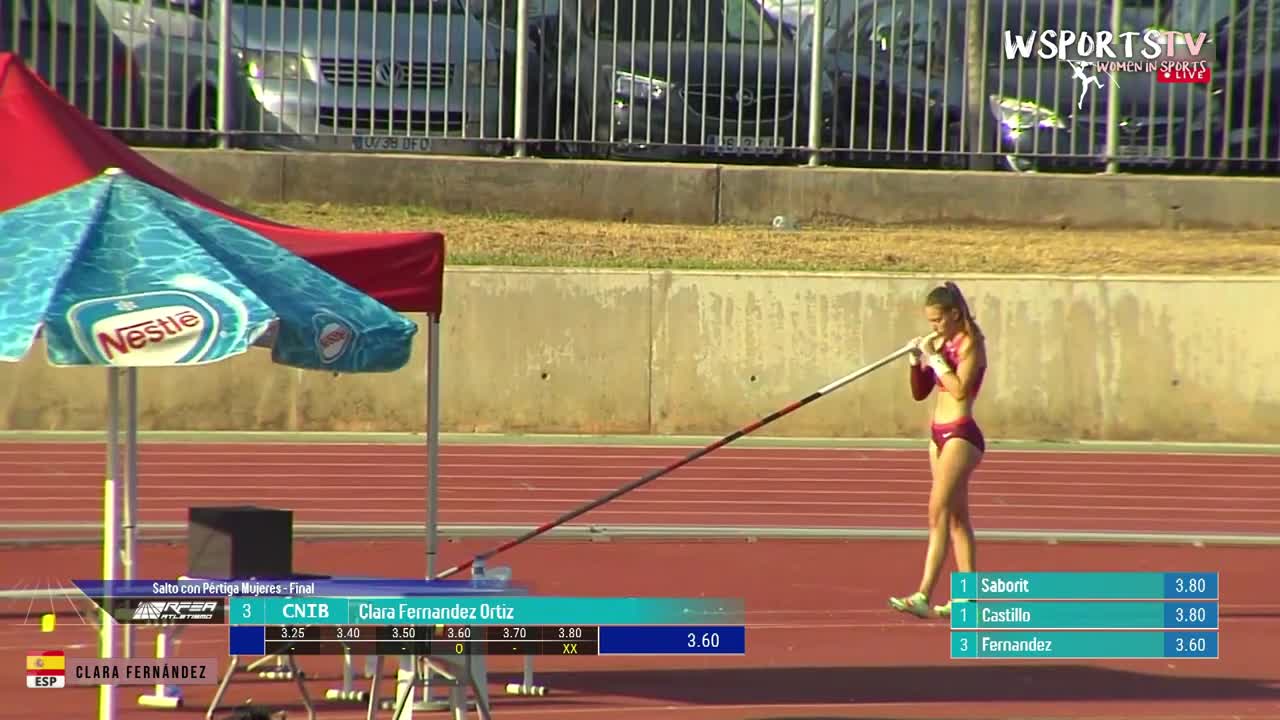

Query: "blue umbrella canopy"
<box><xmin>0</xmin><ymin>168</ymin><xmax>417</xmax><ymax>372</ymax></box>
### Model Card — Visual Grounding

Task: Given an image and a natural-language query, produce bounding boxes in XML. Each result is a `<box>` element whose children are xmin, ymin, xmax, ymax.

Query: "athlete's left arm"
<box><xmin>928</xmin><ymin>338</ymin><xmax>984</xmax><ymax>401</ymax></box>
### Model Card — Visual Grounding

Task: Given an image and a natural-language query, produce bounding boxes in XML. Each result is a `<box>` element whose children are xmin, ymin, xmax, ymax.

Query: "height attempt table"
<box><xmin>949</xmin><ymin>572</ymin><xmax>1219</xmax><ymax>660</ymax></box>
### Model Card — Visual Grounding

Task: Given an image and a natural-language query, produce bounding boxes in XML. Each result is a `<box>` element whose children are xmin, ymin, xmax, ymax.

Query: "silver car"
<box><xmin>4</xmin><ymin>0</ymin><xmax>143</xmax><ymax>134</ymax></box>
<box><xmin>96</xmin><ymin>0</ymin><xmax>515</xmax><ymax>153</ymax></box>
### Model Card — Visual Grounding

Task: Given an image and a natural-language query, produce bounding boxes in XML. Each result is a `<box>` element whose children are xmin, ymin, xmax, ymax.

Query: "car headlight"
<box><xmin>241</xmin><ymin>50</ymin><xmax>308</xmax><ymax>81</ymax></box>
<box><xmin>614</xmin><ymin>70</ymin><xmax>668</xmax><ymax>101</ymax></box>
<box><xmin>988</xmin><ymin>96</ymin><xmax>1066</xmax><ymax>131</ymax></box>
<box><xmin>466</xmin><ymin>61</ymin><xmax>501</xmax><ymax>87</ymax></box>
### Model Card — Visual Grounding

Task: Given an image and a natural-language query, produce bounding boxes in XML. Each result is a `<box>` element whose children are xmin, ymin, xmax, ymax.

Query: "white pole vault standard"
<box><xmin>123</xmin><ymin>367</ymin><xmax>138</xmax><ymax>660</ymax></box>
<box><xmin>100</xmin><ymin>368</ymin><xmax>122</xmax><ymax>720</ymax></box>
<box><xmin>434</xmin><ymin>333</ymin><xmax>938</xmax><ymax>580</ymax></box>
<box><xmin>425</xmin><ymin>313</ymin><xmax>441</xmax><ymax>580</ymax></box>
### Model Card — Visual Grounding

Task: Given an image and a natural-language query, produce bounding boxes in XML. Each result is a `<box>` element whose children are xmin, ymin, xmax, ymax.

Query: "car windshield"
<box><xmin>578</xmin><ymin>0</ymin><xmax>778</xmax><ymax>43</ymax></box>
<box><xmin>5</xmin><ymin>0</ymin><xmax>98</xmax><ymax>26</ymax></box>
<box><xmin>759</xmin><ymin>0</ymin><xmax>812</xmax><ymax>24</ymax></box>
<box><xmin>245</xmin><ymin>0</ymin><xmax>464</xmax><ymax>12</ymax></box>
<box><xmin>1228</xmin><ymin>0</ymin><xmax>1279</xmax><ymax>58</ymax></box>
<box><xmin>828</xmin><ymin>0</ymin><xmax>951</xmax><ymax>74</ymax></box>
<box><xmin>987</xmin><ymin>0</ymin><xmax>1132</xmax><ymax>48</ymax></box>
<box><xmin>1157</xmin><ymin>0</ymin><xmax>1239</xmax><ymax>31</ymax></box>
<box><xmin>808</xmin><ymin>0</ymin><xmax>858</xmax><ymax>44</ymax></box>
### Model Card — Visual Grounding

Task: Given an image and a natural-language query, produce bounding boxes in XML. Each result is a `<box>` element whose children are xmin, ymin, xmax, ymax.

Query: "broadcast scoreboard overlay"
<box><xmin>68</xmin><ymin>577</ymin><xmax>750</xmax><ymax>660</ymax></box>
<box><xmin>949</xmin><ymin>572</ymin><xmax>1219</xmax><ymax>659</ymax></box>
<box><xmin>227</xmin><ymin>595</ymin><xmax>748</xmax><ymax>656</ymax></box>
<box><xmin>53</xmin><ymin>572</ymin><xmax>1218</xmax><ymax>674</ymax></box>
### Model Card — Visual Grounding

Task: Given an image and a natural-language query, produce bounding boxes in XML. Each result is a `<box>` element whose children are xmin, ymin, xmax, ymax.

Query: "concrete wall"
<box><xmin>4</xmin><ymin>270</ymin><xmax>1277</xmax><ymax>443</ymax></box>
<box><xmin>136</xmin><ymin>149</ymin><xmax>1280</xmax><ymax>229</ymax></box>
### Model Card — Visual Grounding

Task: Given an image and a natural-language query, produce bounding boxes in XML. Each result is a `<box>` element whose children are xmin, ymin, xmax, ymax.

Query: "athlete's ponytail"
<box><xmin>926</xmin><ymin>282</ymin><xmax>984</xmax><ymax>343</ymax></box>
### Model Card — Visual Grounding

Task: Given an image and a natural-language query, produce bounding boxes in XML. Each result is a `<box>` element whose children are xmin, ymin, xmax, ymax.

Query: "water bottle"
<box><xmin>771</xmin><ymin>215</ymin><xmax>798</xmax><ymax>231</ymax></box>
<box><xmin>472</xmin><ymin>561</ymin><xmax>512</xmax><ymax>587</ymax></box>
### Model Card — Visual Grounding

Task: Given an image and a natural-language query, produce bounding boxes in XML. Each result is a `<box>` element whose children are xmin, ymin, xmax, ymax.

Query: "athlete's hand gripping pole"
<box><xmin>433</xmin><ymin>332</ymin><xmax>939</xmax><ymax>580</ymax></box>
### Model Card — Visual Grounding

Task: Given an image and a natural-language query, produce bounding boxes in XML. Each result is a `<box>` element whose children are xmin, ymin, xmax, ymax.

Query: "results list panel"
<box><xmin>949</xmin><ymin>572</ymin><xmax>1218</xmax><ymax>660</ymax></box>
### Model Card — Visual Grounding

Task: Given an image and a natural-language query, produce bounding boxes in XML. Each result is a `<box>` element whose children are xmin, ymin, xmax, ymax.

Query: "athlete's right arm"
<box><xmin>908</xmin><ymin>344</ymin><xmax>934</xmax><ymax>402</ymax></box>
<box><xmin>910</xmin><ymin>364</ymin><xmax>934</xmax><ymax>401</ymax></box>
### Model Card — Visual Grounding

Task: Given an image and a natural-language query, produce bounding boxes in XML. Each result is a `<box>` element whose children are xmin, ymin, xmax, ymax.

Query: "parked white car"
<box><xmin>96</xmin><ymin>0</ymin><xmax>516</xmax><ymax>153</ymax></box>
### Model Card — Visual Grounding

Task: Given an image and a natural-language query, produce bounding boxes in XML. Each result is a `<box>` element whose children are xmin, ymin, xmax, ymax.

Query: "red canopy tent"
<box><xmin>0</xmin><ymin>54</ymin><xmax>451</xmax><ymax>685</ymax></box>
<box><xmin>0</xmin><ymin>52</ymin><xmax>444</xmax><ymax>314</ymax></box>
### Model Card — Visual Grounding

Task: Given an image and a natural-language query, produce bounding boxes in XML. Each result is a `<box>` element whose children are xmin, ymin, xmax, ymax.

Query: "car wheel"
<box><xmin>185</xmin><ymin>88</ymin><xmax>221</xmax><ymax>148</ymax></box>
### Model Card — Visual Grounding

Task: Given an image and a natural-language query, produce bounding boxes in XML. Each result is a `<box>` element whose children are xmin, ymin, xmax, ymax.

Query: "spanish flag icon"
<box><xmin>26</xmin><ymin>651</ymin><xmax>65</xmax><ymax>689</ymax></box>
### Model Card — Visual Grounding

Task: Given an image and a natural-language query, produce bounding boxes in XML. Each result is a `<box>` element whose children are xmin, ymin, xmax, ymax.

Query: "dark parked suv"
<box><xmin>816</xmin><ymin>0</ymin><xmax>1225</xmax><ymax>172</ymax></box>
<box><xmin>1209</xmin><ymin>0</ymin><xmax>1279</xmax><ymax>173</ymax></box>
<box><xmin>525</xmin><ymin>0</ymin><xmax>812</xmax><ymax>161</ymax></box>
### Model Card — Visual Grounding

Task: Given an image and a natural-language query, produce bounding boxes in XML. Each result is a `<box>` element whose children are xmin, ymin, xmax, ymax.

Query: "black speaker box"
<box><xmin>187</xmin><ymin>506</ymin><xmax>292</xmax><ymax>579</ymax></box>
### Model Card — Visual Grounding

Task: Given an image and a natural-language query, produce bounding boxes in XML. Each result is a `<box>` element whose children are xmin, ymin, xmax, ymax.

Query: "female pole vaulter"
<box><xmin>889</xmin><ymin>282</ymin><xmax>988</xmax><ymax>619</ymax></box>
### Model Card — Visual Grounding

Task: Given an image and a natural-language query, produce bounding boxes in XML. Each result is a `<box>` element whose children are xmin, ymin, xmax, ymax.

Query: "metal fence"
<box><xmin>5</xmin><ymin>0</ymin><xmax>1277</xmax><ymax>173</ymax></box>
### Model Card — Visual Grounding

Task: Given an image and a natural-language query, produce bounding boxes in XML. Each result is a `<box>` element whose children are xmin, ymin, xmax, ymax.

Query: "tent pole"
<box><xmin>122</xmin><ymin>368</ymin><xmax>139</xmax><ymax>659</ymax></box>
<box><xmin>101</xmin><ymin>368</ymin><xmax>122</xmax><ymax>720</ymax></box>
<box><xmin>414</xmin><ymin>313</ymin><xmax>444</xmax><ymax>705</ymax></box>
<box><xmin>426</xmin><ymin>313</ymin><xmax>441</xmax><ymax>580</ymax></box>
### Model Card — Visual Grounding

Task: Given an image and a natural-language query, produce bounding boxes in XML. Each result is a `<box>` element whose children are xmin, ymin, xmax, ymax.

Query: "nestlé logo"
<box><xmin>313</xmin><ymin>312</ymin><xmax>357</xmax><ymax>364</ymax></box>
<box><xmin>68</xmin><ymin>291</ymin><xmax>221</xmax><ymax>366</ymax></box>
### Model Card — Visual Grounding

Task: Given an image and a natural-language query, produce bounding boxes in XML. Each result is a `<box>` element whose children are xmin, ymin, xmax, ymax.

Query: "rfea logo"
<box><xmin>312</xmin><ymin>312</ymin><xmax>357</xmax><ymax>364</ymax></box>
<box><xmin>67</xmin><ymin>291</ymin><xmax>221</xmax><ymax>366</ymax></box>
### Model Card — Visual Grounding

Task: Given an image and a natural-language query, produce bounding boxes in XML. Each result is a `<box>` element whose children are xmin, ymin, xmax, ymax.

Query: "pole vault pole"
<box><xmin>433</xmin><ymin>333</ymin><xmax>936</xmax><ymax>580</ymax></box>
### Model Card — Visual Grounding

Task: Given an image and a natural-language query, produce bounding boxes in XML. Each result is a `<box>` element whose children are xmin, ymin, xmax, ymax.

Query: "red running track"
<box><xmin>1</xmin><ymin>538</ymin><xmax>1279</xmax><ymax>720</ymax></box>
<box><xmin>1</xmin><ymin>441</ymin><xmax>1279</xmax><ymax>536</ymax></box>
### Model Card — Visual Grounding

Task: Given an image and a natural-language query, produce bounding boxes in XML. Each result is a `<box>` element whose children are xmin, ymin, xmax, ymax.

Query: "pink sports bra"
<box><xmin>933</xmin><ymin>337</ymin><xmax>986</xmax><ymax>397</ymax></box>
